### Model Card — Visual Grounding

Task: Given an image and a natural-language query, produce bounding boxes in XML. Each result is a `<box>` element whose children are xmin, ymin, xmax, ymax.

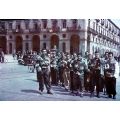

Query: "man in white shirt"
<box><xmin>105</xmin><ymin>52</ymin><xmax>119</xmax><ymax>99</ymax></box>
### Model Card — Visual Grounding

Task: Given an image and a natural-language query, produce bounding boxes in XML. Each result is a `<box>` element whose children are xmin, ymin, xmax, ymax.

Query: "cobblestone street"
<box><xmin>0</xmin><ymin>55</ymin><xmax>120</xmax><ymax>101</ymax></box>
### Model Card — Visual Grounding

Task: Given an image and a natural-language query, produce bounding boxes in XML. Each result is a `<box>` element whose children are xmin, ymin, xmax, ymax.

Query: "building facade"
<box><xmin>0</xmin><ymin>19</ymin><xmax>120</xmax><ymax>56</ymax></box>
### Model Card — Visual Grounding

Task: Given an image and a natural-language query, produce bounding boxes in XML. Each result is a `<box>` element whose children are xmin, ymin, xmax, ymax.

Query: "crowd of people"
<box><xmin>14</xmin><ymin>48</ymin><xmax>120</xmax><ymax>99</ymax></box>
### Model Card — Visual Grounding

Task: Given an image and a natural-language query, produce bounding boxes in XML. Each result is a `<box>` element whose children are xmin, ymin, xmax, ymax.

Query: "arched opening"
<box><xmin>9</xmin><ymin>43</ymin><xmax>12</xmax><ymax>54</ymax></box>
<box><xmin>62</xmin><ymin>42</ymin><xmax>66</xmax><ymax>53</ymax></box>
<box><xmin>0</xmin><ymin>36</ymin><xmax>7</xmax><ymax>54</ymax></box>
<box><xmin>50</xmin><ymin>34</ymin><xmax>59</xmax><ymax>49</ymax></box>
<box><xmin>70</xmin><ymin>34</ymin><xmax>80</xmax><ymax>54</ymax></box>
<box><xmin>32</xmin><ymin>35</ymin><xmax>40</xmax><ymax>52</ymax></box>
<box><xmin>16</xmin><ymin>36</ymin><xmax>23</xmax><ymax>53</ymax></box>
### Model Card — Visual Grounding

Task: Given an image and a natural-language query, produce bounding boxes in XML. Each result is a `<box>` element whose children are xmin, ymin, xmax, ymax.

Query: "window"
<box><xmin>93</xmin><ymin>22</ymin><xmax>95</xmax><ymax>30</ymax></box>
<box><xmin>17</xmin><ymin>24</ymin><xmax>20</xmax><ymax>29</ymax></box>
<box><xmin>62</xmin><ymin>34</ymin><xmax>66</xmax><ymax>38</ymax></box>
<box><xmin>62</xmin><ymin>19</ymin><xmax>67</xmax><ymax>28</ymax></box>
<box><xmin>34</xmin><ymin>23</ymin><xmax>38</xmax><ymax>30</ymax></box>
<box><xmin>42</xmin><ymin>19</ymin><xmax>47</xmax><ymax>29</ymax></box>
<box><xmin>43</xmin><ymin>43</ymin><xmax>46</xmax><ymax>49</ymax></box>
<box><xmin>72</xmin><ymin>19</ymin><xmax>77</xmax><ymax>28</ymax></box>
<box><xmin>99</xmin><ymin>26</ymin><xmax>101</xmax><ymax>33</ymax></box>
<box><xmin>93</xmin><ymin>37</ymin><xmax>94</xmax><ymax>42</ymax></box>
<box><xmin>52</xmin><ymin>19</ymin><xmax>58</xmax><ymax>27</ymax></box>
<box><xmin>9</xmin><ymin>35</ymin><xmax>12</xmax><ymax>39</ymax></box>
<box><xmin>62</xmin><ymin>42</ymin><xmax>66</xmax><ymax>53</ymax></box>
<box><xmin>88</xmin><ymin>19</ymin><xmax>90</xmax><ymax>27</ymax></box>
<box><xmin>43</xmin><ymin>34</ymin><xmax>47</xmax><ymax>38</ymax></box>
<box><xmin>26</xmin><ymin>35</ymin><xmax>29</xmax><ymax>39</ymax></box>
<box><xmin>25</xmin><ymin>21</ymin><xmax>29</xmax><ymax>29</ymax></box>
<box><xmin>9</xmin><ymin>23</ymin><xmax>12</xmax><ymax>29</ymax></box>
<box><xmin>25</xmin><ymin>43</ymin><xmax>29</xmax><ymax>51</ymax></box>
<box><xmin>1</xmin><ymin>24</ymin><xmax>5</xmax><ymax>29</ymax></box>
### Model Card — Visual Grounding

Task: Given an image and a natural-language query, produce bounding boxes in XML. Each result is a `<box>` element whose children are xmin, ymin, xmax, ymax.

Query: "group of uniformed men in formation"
<box><xmin>15</xmin><ymin>48</ymin><xmax>120</xmax><ymax>99</ymax></box>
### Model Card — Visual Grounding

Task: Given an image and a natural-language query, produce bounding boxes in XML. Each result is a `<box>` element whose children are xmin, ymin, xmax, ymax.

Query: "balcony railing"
<box><xmin>87</xmin><ymin>27</ymin><xmax>98</xmax><ymax>35</ymax></box>
<box><xmin>48</xmin><ymin>27</ymin><xmax>60</xmax><ymax>33</ymax></box>
<box><xmin>29</xmin><ymin>28</ymin><xmax>41</xmax><ymax>33</ymax></box>
<box><xmin>12</xmin><ymin>29</ymin><xmax>23</xmax><ymax>34</ymax></box>
<box><xmin>67</xmin><ymin>26</ymin><xmax>81</xmax><ymax>32</ymax></box>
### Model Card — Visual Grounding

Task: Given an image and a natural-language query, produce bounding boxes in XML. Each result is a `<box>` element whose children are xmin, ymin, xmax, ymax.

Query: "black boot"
<box><xmin>47</xmin><ymin>90</ymin><xmax>53</xmax><ymax>94</ymax></box>
<box><xmin>113</xmin><ymin>95</ymin><xmax>116</xmax><ymax>99</ymax></box>
<box><xmin>108</xmin><ymin>94</ymin><xmax>112</xmax><ymax>98</ymax></box>
<box><xmin>96</xmin><ymin>93</ymin><xmax>100</xmax><ymax>98</ymax></box>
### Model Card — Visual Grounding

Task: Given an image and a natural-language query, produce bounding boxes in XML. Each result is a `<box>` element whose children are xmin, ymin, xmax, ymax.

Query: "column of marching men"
<box><xmin>15</xmin><ymin>49</ymin><xmax>120</xmax><ymax>99</ymax></box>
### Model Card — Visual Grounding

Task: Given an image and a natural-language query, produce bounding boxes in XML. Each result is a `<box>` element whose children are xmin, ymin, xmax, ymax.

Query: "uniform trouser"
<box><xmin>63</xmin><ymin>69</ymin><xmax>70</xmax><ymax>89</ymax></box>
<box><xmin>59</xmin><ymin>67</ymin><xmax>64</xmax><ymax>85</ymax></box>
<box><xmin>70</xmin><ymin>71</ymin><xmax>74</xmax><ymax>91</ymax></box>
<box><xmin>37</xmin><ymin>71</ymin><xmax>44</xmax><ymax>91</ymax></box>
<box><xmin>38</xmin><ymin>68</ymin><xmax>51</xmax><ymax>92</ymax></box>
<box><xmin>84</xmin><ymin>71</ymin><xmax>90</xmax><ymax>91</ymax></box>
<box><xmin>51</xmin><ymin>67</ymin><xmax>58</xmax><ymax>85</ymax></box>
<box><xmin>73</xmin><ymin>73</ymin><xmax>84</xmax><ymax>92</ymax></box>
<box><xmin>0</xmin><ymin>56</ymin><xmax>4</xmax><ymax>63</ymax></box>
<box><xmin>105</xmin><ymin>76</ymin><xmax>116</xmax><ymax>96</ymax></box>
<box><xmin>90</xmin><ymin>70</ymin><xmax>101</xmax><ymax>95</ymax></box>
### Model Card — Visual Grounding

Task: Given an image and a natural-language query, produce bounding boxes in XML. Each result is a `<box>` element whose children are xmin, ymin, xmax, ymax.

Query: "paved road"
<box><xmin>0</xmin><ymin>55</ymin><xmax>120</xmax><ymax>101</ymax></box>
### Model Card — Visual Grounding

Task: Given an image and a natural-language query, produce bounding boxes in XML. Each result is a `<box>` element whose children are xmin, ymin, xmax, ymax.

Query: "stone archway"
<box><xmin>70</xmin><ymin>34</ymin><xmax>80</xmax><ymax>54</ymax></box>
<box><xmin>0</xmin><ymin>36</ymin><xmax>7</xmax><ymax>54</ymax></box>
<box><xmin>32</xmin><ymin>35</ymin><xmax>40</xmax><ymax>52</ymax></box>
<box><xmin>16</xmin><ymin>36</ymin><xmax>23</xmax><ymax>53</ymax></box>
<box><xmin>50</xmin><ymin>34</ymin><xmax>59</xmax><ymax>49</ymax></box>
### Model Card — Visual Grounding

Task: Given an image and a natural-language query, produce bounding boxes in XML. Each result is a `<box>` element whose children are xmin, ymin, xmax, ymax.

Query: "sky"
<box><xmin>111</xmin><ymin>19</ymin><xmax>120</xmax><ymax>28</ymax></box>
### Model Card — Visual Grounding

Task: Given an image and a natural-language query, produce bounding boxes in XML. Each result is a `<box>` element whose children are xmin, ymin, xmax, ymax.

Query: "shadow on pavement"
<box><xmin>21</xmin><ymin>89</ymin><xmax>40</xmax><ymax>94</ymax></box>
<box><xmin>25</xmin><ymin>79</ymin><xmax>37</xmax><ymax>82</ymax></box>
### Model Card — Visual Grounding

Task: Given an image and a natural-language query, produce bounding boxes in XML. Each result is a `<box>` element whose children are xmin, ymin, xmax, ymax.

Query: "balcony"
<box><xmin>12</xmin><ymin>29</ymin><xmax>23</xmax><ymax>34</ymax></box>
<box><xmin>98</xmin><ymin>32</ymin><xmax>102</xmax><ymax>37</ymax></box>
<box><xmin>67</xmin><ymin>26</ymin><xmax>81</xmax><ymax>32</ymax></box>
<box><xmin>29</xmin><ymin>28</ymin><xmax>41</xmax><ymax>33</ymax></box>
<box><xmin>48</xmin><ymin>26</ymin><xmax>60</xmax><ymax>33</ymax></box>
<box><xmin>106</xmin><ymin>36</ymin><xmax>111</xmax><ymax>41</ymax></box>
<box><xmin>87</xmin><ymin>27</ymin><xmax>98</xmax><ymax>35</ymax></box>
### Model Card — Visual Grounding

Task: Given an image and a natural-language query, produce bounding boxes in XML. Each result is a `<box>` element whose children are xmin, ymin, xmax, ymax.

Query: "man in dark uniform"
<box><xmin>58</xmin><ymin>52</ymin><xmax>66</xmax><ymax>86</ymax></box>
<box><xmin>50</xmin><ymin>51</ymin><xmax>58</xmax><ymax>85</ymax></box>
<box><xmin>104</xmin><ymin>52</ymin><xmax>119</xmax><ymax>99</ymax></box>
<box><xmin>35</xmin><ymin>60</ymin><xmax>43</xmax><ymax>93</ymax></box>
<box><xmin>73</xmin><ymin>53</ymin><xmax>88</xmax><ymax>97</ymax></box>
<box><xmin>102</xmin><ymin>52</ymin><xmax>109</xmax><ymax>95</ymax></box>
<box><xmin>70</xmin><ymin>53</ymin><xmax>78</xmax><ymax>93</ymax></box>
<box><xmin>90</xmin><ymin>51</ymin><xmax>102</xmax><ymax>98</ymax></box>
<box><xmin>40</xmin><ymin>49</ymin><xmax>52</xmax><ymax>94</ymax></box>
<box><xmin>63</xmin><ymin>53</ymin><xmax>71</xmax><ymax>90</ymax></box>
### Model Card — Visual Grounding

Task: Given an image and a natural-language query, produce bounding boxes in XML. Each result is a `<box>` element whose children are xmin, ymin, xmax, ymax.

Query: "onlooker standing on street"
<box><xmin>105</xmin><ymin>52</ymin><xmax>119</xmax><ymax>99</ymax></box>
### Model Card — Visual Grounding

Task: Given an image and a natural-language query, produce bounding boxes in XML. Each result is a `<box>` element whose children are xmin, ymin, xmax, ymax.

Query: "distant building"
<box><xmin>0</xmin><ymin>19</ymin><xmax>120</xmax><ymax>56</ymax></box>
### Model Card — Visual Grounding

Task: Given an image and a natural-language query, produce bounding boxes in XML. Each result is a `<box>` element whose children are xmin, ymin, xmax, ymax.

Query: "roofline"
<box><xmin>108</xmin><ymin>19</ymin><xmax>120</xmax><ymax>30</ymax></box>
